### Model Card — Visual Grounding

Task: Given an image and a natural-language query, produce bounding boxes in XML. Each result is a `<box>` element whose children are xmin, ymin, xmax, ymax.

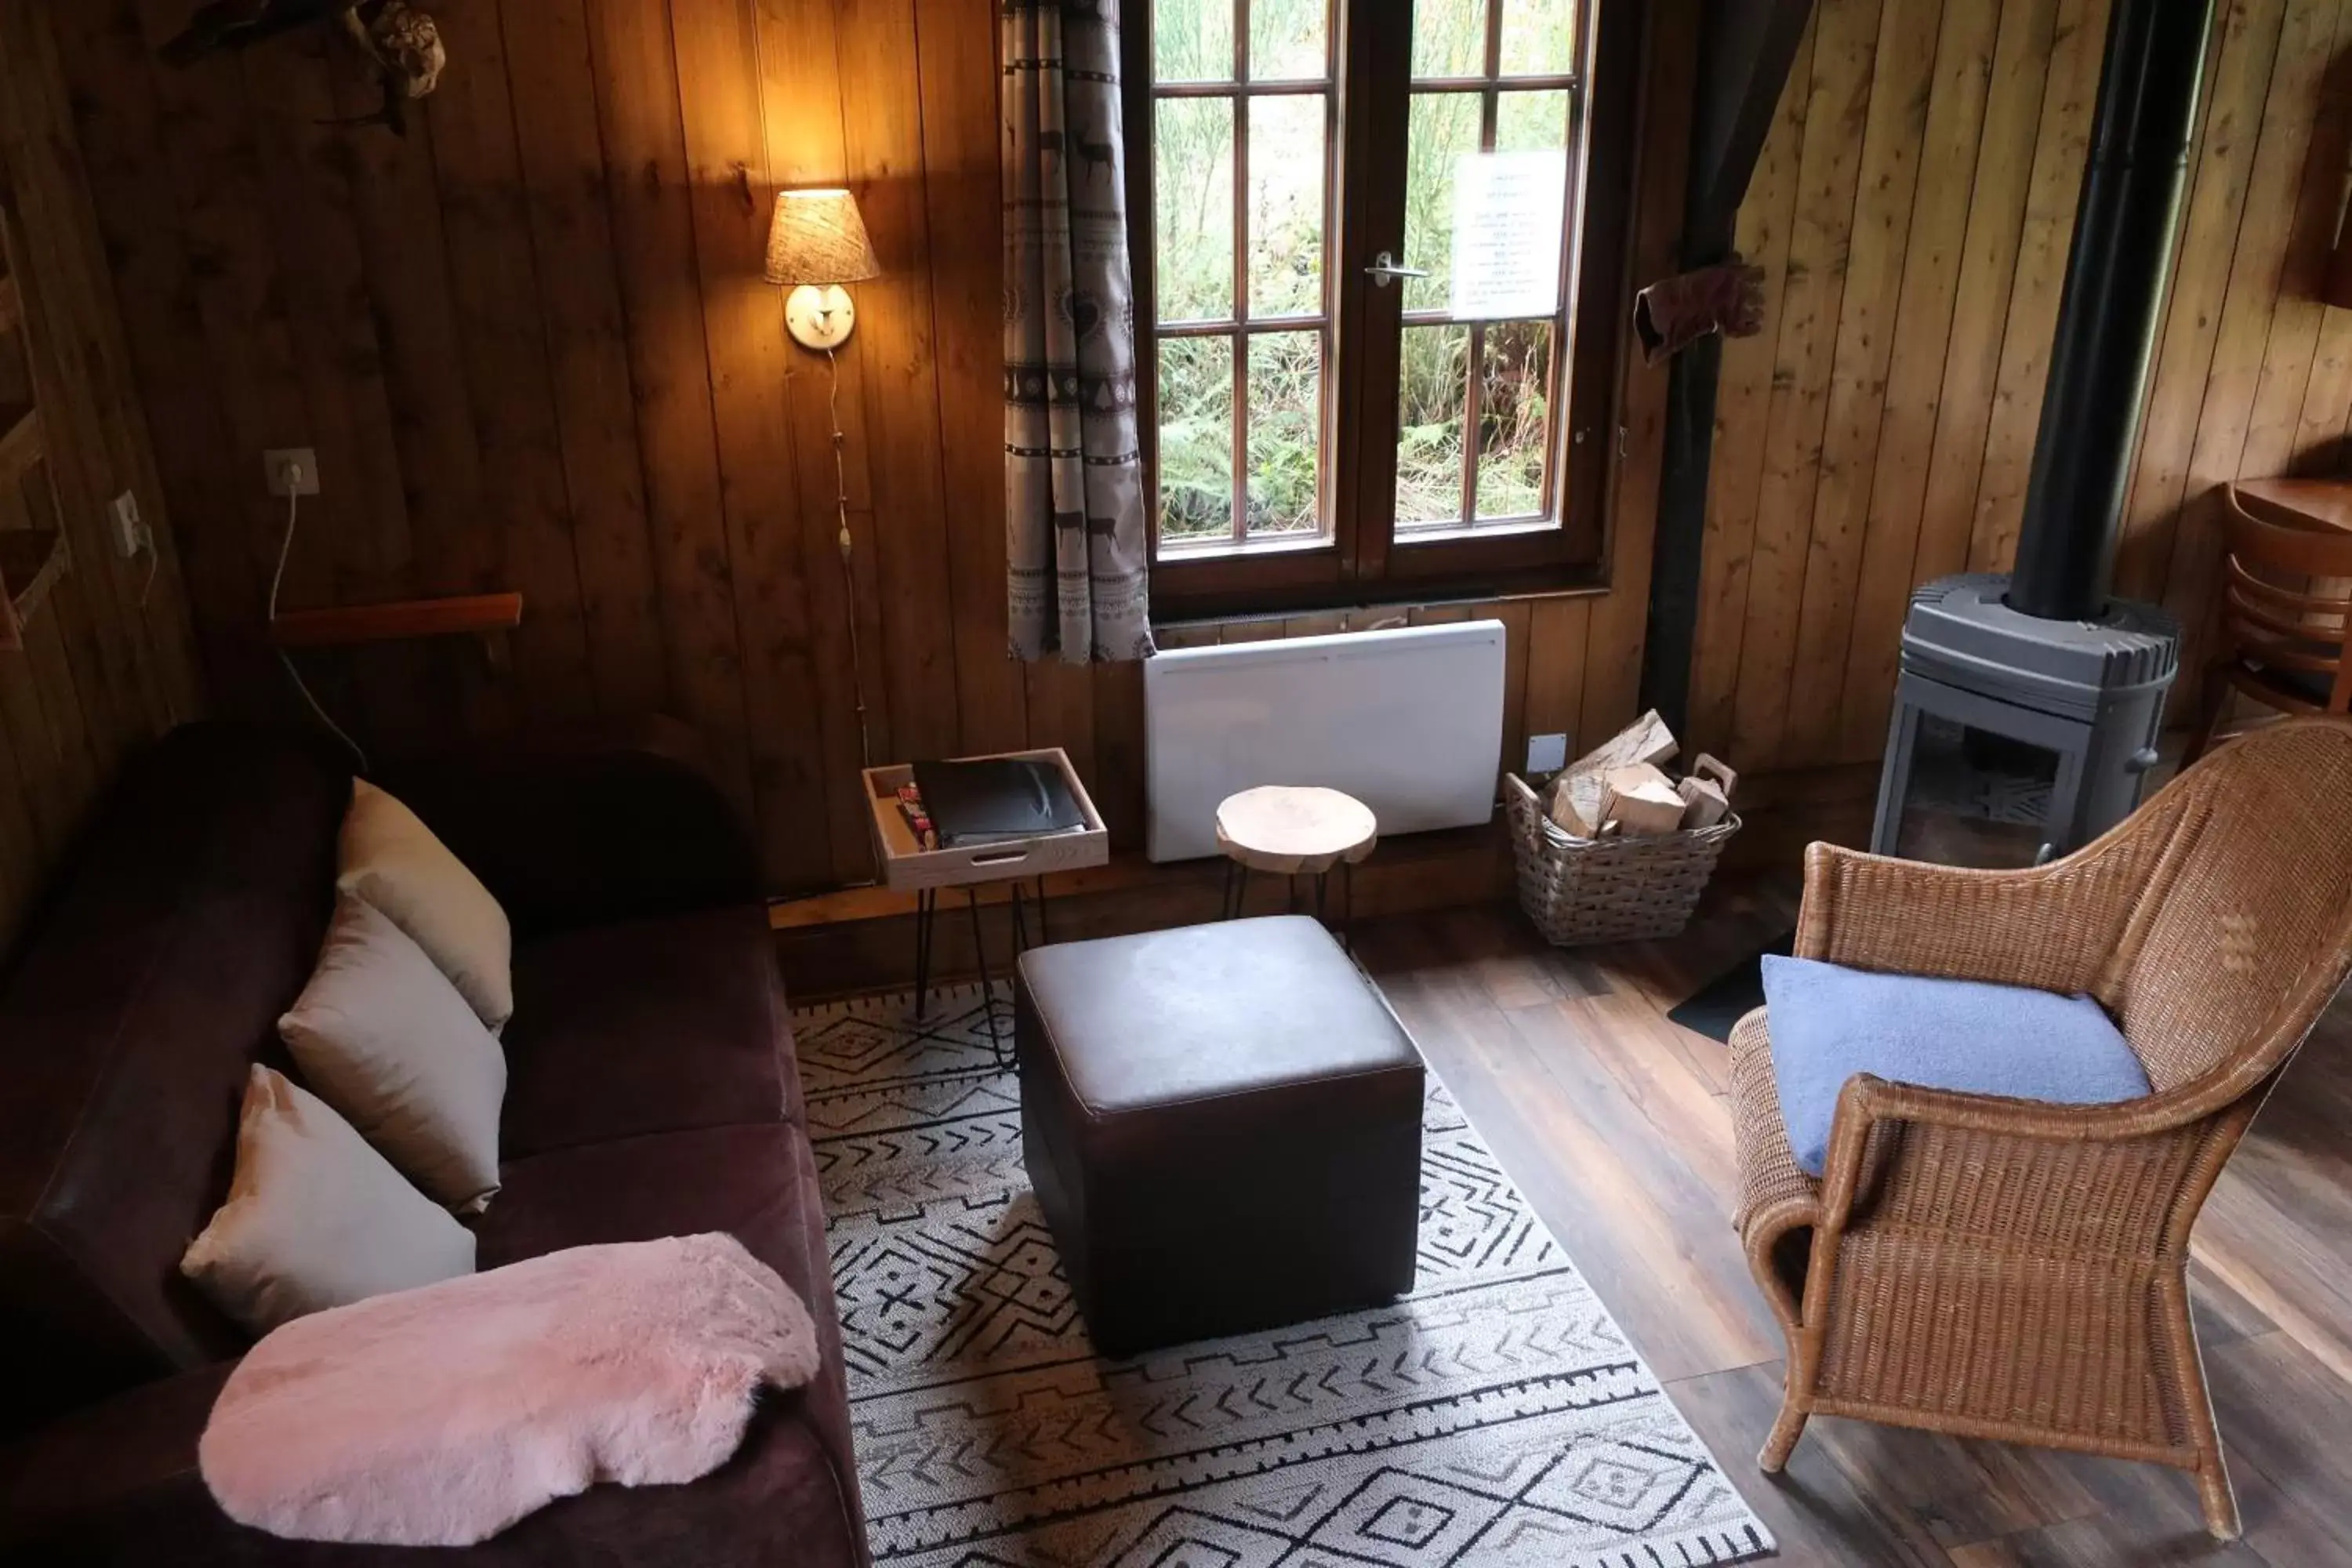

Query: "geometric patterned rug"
<box><xmin>795</xmin><ymin>983</ymin><xmax>1774</xmax><ymax>1567</ymax></box>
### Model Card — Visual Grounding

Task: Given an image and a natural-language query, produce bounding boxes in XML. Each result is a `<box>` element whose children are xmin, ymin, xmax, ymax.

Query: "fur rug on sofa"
<box><xmin>199</xmin><ymin>1232</ymin><xmax>820</xmax><ymax>1546</ymax></box>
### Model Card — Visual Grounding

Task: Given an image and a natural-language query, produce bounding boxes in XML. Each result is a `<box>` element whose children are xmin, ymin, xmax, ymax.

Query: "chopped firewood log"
<box><xmin>1679</xmin><ymin>776</ymin><xmax>1730</xmax><ymax>829</ymax></box>
<box><xmin>1568</xmin><ymin>709</ymin><xmax>1678</xmax><ymax>777</ymax></box>
<box><xmin>1599</xmin><ymin>764</ymin><xmax>1688</xmax><ymax>836</ymax></box>
<box><xmin>1545</xmin><ymin>710</ymin><xmax>1679</xmax><ymax>835</ymax></box>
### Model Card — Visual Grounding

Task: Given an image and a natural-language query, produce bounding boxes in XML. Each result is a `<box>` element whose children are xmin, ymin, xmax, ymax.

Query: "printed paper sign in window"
<box><xmin>1450</xmin><ymin>150</ymin><xmax>1569</xmax><ymax>321</ymax></box>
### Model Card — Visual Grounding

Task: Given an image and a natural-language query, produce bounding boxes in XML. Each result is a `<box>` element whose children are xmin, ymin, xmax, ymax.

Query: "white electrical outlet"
<box><xmin>1526</xmin><ymin>731</ymin><xmax>1570</xmax><ymax>775</ymax></box>
<box><xmin>263</xmin><ymin>448</ymin><xmax>320</xmax><ymax>497</ymax></box>
<box><xmin>109</xmin><ymin>492</ymin><xmax>145</xmax><ymax>557</ymax></box>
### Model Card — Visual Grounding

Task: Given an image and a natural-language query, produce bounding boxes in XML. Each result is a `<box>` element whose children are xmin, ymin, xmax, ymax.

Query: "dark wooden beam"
<box><xmin>1640</xmin><ymin>0</ymin><xmax>1815</xmax><ymax>735</ymax></box>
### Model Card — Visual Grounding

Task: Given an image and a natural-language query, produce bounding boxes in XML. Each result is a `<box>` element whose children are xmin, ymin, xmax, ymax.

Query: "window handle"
<box><xmin>1364</xmin><ymin>250</ymin><xmax>1430</xmax><ymax>288</ymax></box>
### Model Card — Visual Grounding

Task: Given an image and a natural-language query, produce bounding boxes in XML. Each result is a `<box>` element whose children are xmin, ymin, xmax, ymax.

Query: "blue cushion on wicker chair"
<box><xmin>1761</xmin><ymin>954</ymin><xmax>2151</xmax><ymax>1178</ymax></box>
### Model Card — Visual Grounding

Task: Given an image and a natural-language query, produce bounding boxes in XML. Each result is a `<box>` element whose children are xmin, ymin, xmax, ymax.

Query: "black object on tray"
<box><xmin>913</xmin><ymin>757</ymin><xmax>1086</xmax><ymax>847</ymax></box>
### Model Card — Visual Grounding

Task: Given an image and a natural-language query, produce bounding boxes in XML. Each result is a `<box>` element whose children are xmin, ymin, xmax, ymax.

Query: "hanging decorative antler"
<box><xmin>160</xmin><ymin>0</ymin><xmax>445</xmax><ymax>138</ymax></box>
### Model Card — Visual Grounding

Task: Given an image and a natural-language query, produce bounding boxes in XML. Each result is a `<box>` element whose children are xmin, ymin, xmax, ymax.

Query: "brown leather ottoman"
<box><xmin>1015</xmin><ymin>915</ymin><xmax>1425</xmax><ymax>1357</ymax></box>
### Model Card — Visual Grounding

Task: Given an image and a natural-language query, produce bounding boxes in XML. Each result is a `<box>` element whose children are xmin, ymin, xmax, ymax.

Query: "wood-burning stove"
<box><xmin>1872</xmin><ymin>0</ymin><xmax>2213</xmax><ymax>864</ymax></box>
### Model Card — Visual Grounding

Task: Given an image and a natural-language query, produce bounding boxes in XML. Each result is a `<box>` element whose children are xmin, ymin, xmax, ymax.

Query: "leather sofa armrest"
<box><xmin>0</xmin><ymin>1363</ymin><xmax>238</xmax><ymax>1563</ymax></box>
<box><xmin>377</xmin><ymin>715</ymin><xmax>761</xmax><ymax>937</ymax></box>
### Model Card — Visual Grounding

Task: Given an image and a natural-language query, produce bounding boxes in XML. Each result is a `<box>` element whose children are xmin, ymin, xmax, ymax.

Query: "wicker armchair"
<box><xmin>1731</xmin><ymin>717</ymin><xmax>2352</xmax><ymax>1541</ymax></box>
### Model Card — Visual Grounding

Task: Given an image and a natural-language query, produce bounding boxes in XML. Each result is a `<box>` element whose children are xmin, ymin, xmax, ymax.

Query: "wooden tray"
<box><xmin>862</xmin><ymin>747</ymin><xmax>1109</xmax><ymax>894</ymax></box>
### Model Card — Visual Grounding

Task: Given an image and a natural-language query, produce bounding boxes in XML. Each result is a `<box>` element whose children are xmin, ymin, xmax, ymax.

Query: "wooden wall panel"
<box><xmin>916</xmin><ymin>0</ymin><xmax>1028</xmax><ymax>762</ymax></box>
<box><xmin>1962</xmin><ymin>0</ymin><xmax>2114</xmax><ymax>581</ymax></box>
<box><xmin>1726</xmin><ymin>0</ymin><xmax>1882</xmax><ymax>768</ymax></box>
<box><xmin>2111</xmin><ymin>0</ymin><xmax>2285</xmax><ymax>602</ymax></box>
<box><xmin>583</xmin><ymin>0</ymin><xmax>757</xmax><ymax>830</ymax></box>
<box><xmin>1578</xmin><ymin>0</ymin><xmax>1697</xmax><ymax>746</ymax></box>
<box><xmin>1829</xmin><ymin>0</ymin><xmax>2004</xmax><ymax>757</ymax></box>
<box><xmin>0</xmin><ymin>7</ymin><xmax>205</xmax><ymax>956</ymax></box>
<box><xmin>2153</xmin><ymin>0</ymin><xmax>2347</xmax><ymax>680</ymax></box>
<box><xmin>428</xmin><ymin>1</ymin><xmax>600</xmax><ymax>727</ymax></box>
<box><xmin>1780</xmin><ymin>0</ymin><xmax>1940</xmax><ymax>766</ymax></box>
<box><xmin>503</xmin><ymin>0</ymin><xmax>670</xmax><ymax>722</ymax></box>
<box><xmin>837</xmin><ymin>0</ymin><xmax>960</xmax><ymax>771</ymax></box>
<box><xmin>55</xmin><ymin>0</ymin><xmax>1675</xmax><ymax>895</ymax></box>
<box><xmin>1686</xmin><ymin>12</ymin><xmax>1815</xmax><ymax>757</ymax></box>
<box><xmin>1694</xmin><ymin>0</ymin><xmax>2352</xmax><ymax>776</ymax></box>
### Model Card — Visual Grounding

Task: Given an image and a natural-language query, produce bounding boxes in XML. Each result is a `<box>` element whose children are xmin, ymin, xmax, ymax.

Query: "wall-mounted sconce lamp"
<box><xmin>766</xmin><ymin>187</ymin><xmax>881</xmax><ymax>350</ymax></box>
<box><xmin>767</xmin><ymin>184</ymin><xmax>883</xmax><ymax>770</ymax></box>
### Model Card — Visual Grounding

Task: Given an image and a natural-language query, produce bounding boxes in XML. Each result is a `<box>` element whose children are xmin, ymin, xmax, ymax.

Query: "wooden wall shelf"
<box><xmin>1</xmin><ymin>527</ymin><xmax>65</xmax><ymax>651</ymax></box>
<box><xmin>268</xmin><ymin>591</ymin><xmax>524</xmax><ymax>650</ymax></box>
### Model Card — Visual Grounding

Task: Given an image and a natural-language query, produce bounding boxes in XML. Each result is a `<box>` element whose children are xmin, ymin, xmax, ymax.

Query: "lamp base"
<box><xmin>785</xmin><ymin>284</ymin><xmax>857</xmax><ymax>350</ymax></box>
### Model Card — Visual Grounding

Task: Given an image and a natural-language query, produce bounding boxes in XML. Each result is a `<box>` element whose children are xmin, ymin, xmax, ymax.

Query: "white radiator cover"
<box><xmin>1144</xmin><ymin>620</ymin><xmax>1507</xmax><ymax>862</ymax></box>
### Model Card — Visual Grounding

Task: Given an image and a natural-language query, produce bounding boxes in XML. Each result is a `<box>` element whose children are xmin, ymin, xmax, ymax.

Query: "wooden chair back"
<box><xmin>2214</xmin><ymin>483</ymin><xmax>2352</xmax><ymax>715</ymax></box>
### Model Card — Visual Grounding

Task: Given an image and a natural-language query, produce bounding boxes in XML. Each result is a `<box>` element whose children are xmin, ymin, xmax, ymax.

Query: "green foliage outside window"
<box><xmin>1151</xmin><ymin>0</ymin><xmax>1570</xmax><ymax>541</ymax></box>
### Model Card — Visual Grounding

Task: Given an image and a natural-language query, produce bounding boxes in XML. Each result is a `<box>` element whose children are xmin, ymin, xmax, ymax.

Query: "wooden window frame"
<box><xmin>1123</xmin><ymin>0</ymin><xmax>1642</xmax><ymax>619</ymax></box>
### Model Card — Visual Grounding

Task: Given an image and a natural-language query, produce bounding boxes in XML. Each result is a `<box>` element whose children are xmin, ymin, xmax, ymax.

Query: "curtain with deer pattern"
<box><xmin>1003</xmin><ymin>0</ymin><xmax>1156</xmax><ymax>663</ymax></box>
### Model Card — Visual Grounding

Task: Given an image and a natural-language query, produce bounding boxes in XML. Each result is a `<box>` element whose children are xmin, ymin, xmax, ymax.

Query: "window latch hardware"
<box><xmin>1364</xmin><ymin>251</ymin><xmax>1431</xmax><ymax>288</ymax></box>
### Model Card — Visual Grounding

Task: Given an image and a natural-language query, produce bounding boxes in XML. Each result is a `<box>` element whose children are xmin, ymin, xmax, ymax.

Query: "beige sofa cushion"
<box><xmin>182</xmin><ymin>1067</ymin><xmax>476</xmax><ymax>1335</ymax></box>
<box><xmin>338</xmin><ymin>779</ymin><xmax>514</xmax><ymax>1030</ymax></box>
<box><xmin>281</xmin><ymin>895</ymin><xmax>506</xmax><ymax>1213</ymax></box>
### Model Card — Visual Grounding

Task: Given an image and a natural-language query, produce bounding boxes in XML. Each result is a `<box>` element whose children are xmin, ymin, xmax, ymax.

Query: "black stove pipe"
<box><xmin>2005</xmin><ymin>0</ymin><xmax>2215</xmax><ymax>622</ymax></box>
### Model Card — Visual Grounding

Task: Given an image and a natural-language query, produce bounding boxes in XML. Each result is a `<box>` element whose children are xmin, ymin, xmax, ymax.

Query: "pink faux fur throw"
<box><xmin>199</xmin><ymin>1232</ymin><xmax>821</xmax><ymax>1546</ymax></box>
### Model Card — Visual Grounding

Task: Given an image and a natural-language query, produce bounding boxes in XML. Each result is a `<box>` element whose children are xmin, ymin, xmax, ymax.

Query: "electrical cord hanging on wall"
<box><xmin>742</xmin><ymin>5</ymin><xmax>870</xmax><ymax>775</ymax></box>
<box><xmin>268</xmin><ymin>481</ymin><xmax>370</xmax><ymax>773</ymax></box>
<box><xmin>826</xmin><ymin>347</ymin><xmax>872</xmax><ymax>772</ymax></box>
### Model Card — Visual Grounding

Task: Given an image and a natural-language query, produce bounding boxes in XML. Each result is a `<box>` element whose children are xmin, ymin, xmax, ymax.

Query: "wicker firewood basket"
<box><xmin>1502</xmin><ymin>773</ymin><xmax>1741</xmax><ymax>946</ymax></box>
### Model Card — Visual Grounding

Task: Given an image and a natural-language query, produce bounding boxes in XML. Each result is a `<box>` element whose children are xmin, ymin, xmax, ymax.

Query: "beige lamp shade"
<box><xmin>765</xmin><ymin>188</ymin><xmax>881</xmax><ymax>287</ymax></box>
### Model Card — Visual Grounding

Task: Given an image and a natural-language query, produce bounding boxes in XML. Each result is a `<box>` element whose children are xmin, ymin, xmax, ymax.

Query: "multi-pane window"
<box><xmin>1149</xmin><ymin>0</ymin><xmax>1337</xmax><ymax>548</ymax></box>
<box><xmin>1128</xmin><ymin>0</ymin><xmax>1634</xmax><ymax>610</ymax></box>
<box><xmin>1396</xmin><ymin>0</ymin><xmax>1582</xmax><ymax>534</ymax></box>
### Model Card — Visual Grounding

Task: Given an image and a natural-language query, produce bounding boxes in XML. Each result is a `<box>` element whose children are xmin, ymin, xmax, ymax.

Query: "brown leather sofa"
<box><xmin>0</xmin><ymin>721</ymin><xmax>869</xmax><ymax>1566</ymax></box>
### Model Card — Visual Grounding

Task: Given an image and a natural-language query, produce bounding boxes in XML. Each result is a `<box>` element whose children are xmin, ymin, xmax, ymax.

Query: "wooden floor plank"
<box><xmin>1366</xmin><ymin>913</ymin><xmax>1782</xmax><ymax>1385</ymax></box>
<box><xmin>1663</xmin><ymin>1361</ymin><xmax>1956</xmax><ymax>1566</ymax></box>
<box><xmin>2204</xmin><ymin>1330</ymin><xmax>2352</xmax><ymax>1564</ymax></box>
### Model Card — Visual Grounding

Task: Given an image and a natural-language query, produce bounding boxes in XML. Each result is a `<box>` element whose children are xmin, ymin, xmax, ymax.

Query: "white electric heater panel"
<box><xmin>1144</xmin><ymin>620</ymin><xmax>1507</xmax><ymax>862</ymax></box>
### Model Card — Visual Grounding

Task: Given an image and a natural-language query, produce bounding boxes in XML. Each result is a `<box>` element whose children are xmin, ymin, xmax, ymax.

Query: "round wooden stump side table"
<box><xmin>1214</xmin><ymin>786</ymin><xmax>1378</xmax><ymax>945</ymax></box>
